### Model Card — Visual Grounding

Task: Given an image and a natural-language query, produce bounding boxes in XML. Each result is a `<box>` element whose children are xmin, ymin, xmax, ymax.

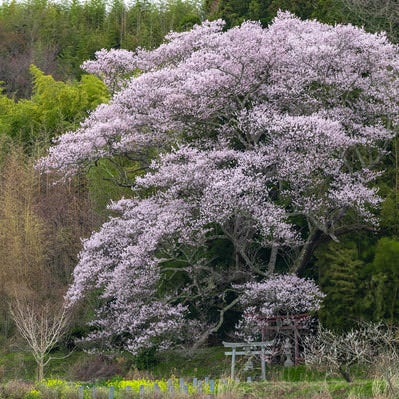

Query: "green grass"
<box><xmin>0</xmin><ymin>351</ymin><xmax>36</xmax><ymax>381</ymax></box>
<box><xmin>152</xmin><ymin>347</ymin><xmax>229</xmax><ymax>378</ymax></box>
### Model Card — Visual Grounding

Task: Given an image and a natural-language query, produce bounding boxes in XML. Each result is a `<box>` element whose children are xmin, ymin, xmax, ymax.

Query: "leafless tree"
<box><xmin>304</xmin><ymin>322</ymin><xmax>399</xmax><ymax>393</ymax></box>
<box><xmin>9</xmin><ymin>297</ymin><xmax>70</xmax><ymax>381</ymax></box>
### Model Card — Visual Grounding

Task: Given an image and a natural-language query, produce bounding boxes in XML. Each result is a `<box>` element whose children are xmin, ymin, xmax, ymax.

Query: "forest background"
<box><xmin>1</xmin><ymin>0</ymin><xmax>399</xmax><ymax>379</ymax></box>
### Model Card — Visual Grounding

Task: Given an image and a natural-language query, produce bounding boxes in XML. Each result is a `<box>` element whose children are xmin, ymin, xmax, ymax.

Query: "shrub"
<box><xmin>1</xmin><ymin>380</ymin><xmax>35</xmax><ymax>399</ymax></box>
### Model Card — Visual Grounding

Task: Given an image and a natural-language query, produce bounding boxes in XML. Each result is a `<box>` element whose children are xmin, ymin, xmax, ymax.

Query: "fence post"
<box><xmin>167</xmin><ymin>379</ymin><xmax>174</xmax><ymax>393</ymax></box>
<box><xmin>210</xmin><ymin>379</ymin><xmax>215</xmax><ymax>394</ymax></box>
<box><xmin>154</xmin><ymin>383</ymin><xmax>161</xmax><ymax>393</ymax></box>
<box><xmin>78</xmin><ymin>386</ymin><xmax>84</xmax><ymax>399</ymax></box>
<box><xmin>109</xmin><ymin>386</ymin><xmax>115</xmax><ymax>399</ymax></box>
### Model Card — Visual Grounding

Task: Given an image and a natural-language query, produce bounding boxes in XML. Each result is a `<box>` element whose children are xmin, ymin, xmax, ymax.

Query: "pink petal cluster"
<box><xmin>239</xmin><ymin>274</ymin><xmax>325</xmax><ymax>317</ymax></box>
<box><xmin>235</xmin><ymin>274</ymin><xmax>325</xmax><ymax>341</ymax></box>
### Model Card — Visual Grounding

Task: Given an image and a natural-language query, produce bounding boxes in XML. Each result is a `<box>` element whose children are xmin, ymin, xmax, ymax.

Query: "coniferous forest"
<box><xmin>1</xmin><ymin>0</ymin><xmax>399</xmax><ymax>386</ymax></box>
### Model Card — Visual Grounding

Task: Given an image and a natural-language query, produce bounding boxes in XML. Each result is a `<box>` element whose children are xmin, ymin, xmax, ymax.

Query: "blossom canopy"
<box><xmin>39</xmin><ymin>12</ymin><xmax>399</xmax><ymax>352</ymax></box>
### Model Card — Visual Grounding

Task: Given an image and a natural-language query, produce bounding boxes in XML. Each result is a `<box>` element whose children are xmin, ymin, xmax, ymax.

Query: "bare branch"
<box><xmin>9</xmin><ymin>297</ymin><xmax>71</xmax><ymax>381</ymax></box>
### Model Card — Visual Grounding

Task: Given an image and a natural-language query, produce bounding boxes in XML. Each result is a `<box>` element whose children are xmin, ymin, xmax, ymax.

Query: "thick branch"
<box><xmin>192</xmin><ymin>297</ymin><xmax>241</xmax><ymax>349</ymax></box>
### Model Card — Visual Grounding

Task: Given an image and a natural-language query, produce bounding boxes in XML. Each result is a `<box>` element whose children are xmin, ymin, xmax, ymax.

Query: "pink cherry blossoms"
<box><xmin>39</xmin><ymin>12</ymin><xmax>399</xmax><ymax>352</ymax></box>
<box><xmin>235</xmin><ymin>274</ymin><xmax>325</xmax><ymax>341</ymax></box>
<box><xmin>238</xmin><ymin>275</ymin><xmax>325</xmax><ymax>318</ymax></box>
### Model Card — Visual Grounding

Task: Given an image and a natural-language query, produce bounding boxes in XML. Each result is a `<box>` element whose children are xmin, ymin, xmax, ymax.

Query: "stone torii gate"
<box><xmin>223</xmin><ymin>341</ymin><xmax>274</xmax><ymax>380</ymax></box>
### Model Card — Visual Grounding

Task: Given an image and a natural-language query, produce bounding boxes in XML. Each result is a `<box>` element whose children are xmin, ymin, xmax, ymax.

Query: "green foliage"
<box><xmin>204</xmin><ymin>0</ymin><xmax>399</xmax><ymax>45</ymax></box>
<box><xmin>134</xmin><ymin>347</ymin><xmax>159</xmax><ymax>370</ymax></box>
<box><xmin>380</xmin><ymin>193</ymin><xmax>399</xmax><ymax>236</ymax></box>
<box><xmin>315</xmin><ymin>234</ymin><xmax>399</xmax><ymax>330</ymax></box>
<box><xmin>23</xmin><ymin>389</ymin><xmax>42</xmax><ymax>399</ymax></box>
<box><xmin>0</xmin><ymin>65</ymin><xmax>108</xmax><ymax>147</ymax></box>
<box><xmin>369</xmin><ymin>238</ymin><xmax>399</xmax><ymax>323</ymax></box>
<box><xmin>204</xmin><ymin>0</ymin><xmax>340</xmax><ymax>28</ymax></box>
<box><xmin>0</xmin><ymin>86</ymin><xmax>15</xmax><ymax>133</ymax></box>
<box><xmin>315</xmin><ymin>240</ymin><xmax>367</xmax><ymax>331</ymax></box>
<box><xmin>86</xmin><ymin>158</ymin><xmax>137</xmax><ymax>216</ymax></box>
<box><xmin>153</xmin><ymin>347</ymin><xmax>228</xmax><ymax>378</ymax></box>
<box><xmin>379</xmin><ymin>136</ymin><xmax>399</xmax><ymax>237</ymax></box>
<box><xmin>267</xmin><ymin>0</ymin><xmax>318</xmax><ymax>21</ymax></box>
<box><xmin>280</xmin><ymin>365</ymin><xmax>324</xmax><ymax>382</ymax></box>
<box><xmin>312</xmin><ymin>0</ymin><xmax>349</xmax><ymax>24</ymax></box>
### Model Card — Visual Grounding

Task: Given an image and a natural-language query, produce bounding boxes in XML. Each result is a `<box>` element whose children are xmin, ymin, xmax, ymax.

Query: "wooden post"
<box><xmin>179</xmin><ymin>378</ymin><xmax>184</xmax><ymax>392</ymax></box>
<box><xmin>260</xmin><ymin>345</ymin><xmax>266</xmax><ymax>380</ymax></box>
<box><xmin>294</xmin><ymin>318</ymin><xmax>299</xmax><ymax>365</ymax></box>
<box><xmin>210</xmin><ymin>379</ymin><xmax>215</xmax><ymax>393</ymax></box>
<box><xmin>231</xmin><ymin>347</ymin><xmax>236</xmax><ymax>380</ymax></box>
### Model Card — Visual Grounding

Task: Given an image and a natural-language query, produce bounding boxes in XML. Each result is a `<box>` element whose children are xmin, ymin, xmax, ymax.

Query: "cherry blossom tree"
<box><xmin>39</xmin><ymin>12</ymin><xmax>399</xmax><ymax>352</ymax></box>
<box><xmin>235</xmin><ymin>274</ymin><xmax>325</xmax><ymax>342</ymax></box>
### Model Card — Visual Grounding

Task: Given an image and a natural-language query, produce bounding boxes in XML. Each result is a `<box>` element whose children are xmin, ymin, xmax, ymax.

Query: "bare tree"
<box><xmin>9</xmin><ymin>297</ymin><xmax>70</xmax><ymax>381</ymax></box>
<box><xmin>304</xmin><ymin>322</ymin><xmax>399</xmax><ymax>391</ymax></box>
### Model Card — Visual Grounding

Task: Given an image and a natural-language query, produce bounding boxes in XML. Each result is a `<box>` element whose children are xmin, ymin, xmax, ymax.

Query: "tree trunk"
<box><xmin>37</xmin><ymin>355</ymin><xmax>44</xmax><ymax>381</ymax></box>
<box><xmin>290</xmin><ymin>229</ymin><xmax>322</xmax><ymax>274</ymax></box>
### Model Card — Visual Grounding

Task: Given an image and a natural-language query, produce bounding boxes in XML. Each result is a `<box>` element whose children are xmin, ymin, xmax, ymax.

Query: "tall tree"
<box><xmin>39</xmin><ymin>14</ymin><xmax>399</xmax><ymax>352</ymax></box>
<box><xmin>369</xmin><ymin>238</ymin><xmax>399</xmax><ymax>323</ymax></box>
<box><xmin>315</xmin><ymin>241</ymin><xmax>367</xmax><ymax>330</ymax></box>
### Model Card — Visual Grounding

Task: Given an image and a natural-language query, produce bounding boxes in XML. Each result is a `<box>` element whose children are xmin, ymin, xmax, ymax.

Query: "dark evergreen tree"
<box><xmin>315</xmin><ymin>241</ymin><xmax>367</xmax><ymax>331</ymax></box>
<box><xmin>369</xmin><ymin>238</ymin><xmax>399</xmax><ymax>324</ymax></box>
